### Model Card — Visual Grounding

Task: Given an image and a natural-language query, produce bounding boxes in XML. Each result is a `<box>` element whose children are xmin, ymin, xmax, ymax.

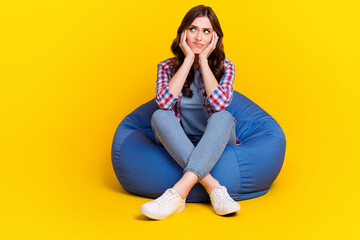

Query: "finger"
<box><xmin>214</xmin><ymin>32</ymin><xmax>218</xmax><ymax>45</ymax></box>
<box><xmin>183</xmin><ymin>31</ymin><xmax>189</xmax><ymax>47</ymax></box>
<box><xmin>212</xmin><ymin>31</ymin><xmax>216</xmax><ymax>47</ymax></box>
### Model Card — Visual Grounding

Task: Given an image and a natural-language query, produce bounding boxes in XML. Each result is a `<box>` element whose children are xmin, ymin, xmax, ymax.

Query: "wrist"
<box><xmin>199</xmin><ymin>56</ymin><xmax>208</xmax><ymax>65</ymax></box>
<box><xmin>184</xmin><ymin>56</ymin><xmax>195</xmax><ymax>66</ymax></box>
<box><xmin>185</xmin><ymin>55</ymin><xmax>195</xmax><ymax>62</ymax></box>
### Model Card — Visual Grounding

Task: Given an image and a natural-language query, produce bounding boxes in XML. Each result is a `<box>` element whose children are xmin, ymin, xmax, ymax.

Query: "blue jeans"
<box><xmin>151</xmin><ymin>109</ymin><xmax>237</xmax><ymax>181</ymax></box>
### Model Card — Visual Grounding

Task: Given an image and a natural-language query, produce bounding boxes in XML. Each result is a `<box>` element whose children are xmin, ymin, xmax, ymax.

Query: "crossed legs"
<box><xmin>151</xmin><ymin>109</ymin><xmax>237</xmax><ymax>199</ymax></box>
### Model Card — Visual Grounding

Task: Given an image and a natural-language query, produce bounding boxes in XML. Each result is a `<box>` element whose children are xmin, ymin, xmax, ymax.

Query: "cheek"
<box><xmin>204</xmin><ymin>36</ymin><xmax>212</xmax><ymax>45</ymax></box>
<box><xmin>185</xmin><ymin>31</ymin><xmax>192</xmax><ymax>43</ymax></box>
<box><xmin>186</xmin><ymin>38</ymin><xmax>191</xmax><ymax>46</ymax></box>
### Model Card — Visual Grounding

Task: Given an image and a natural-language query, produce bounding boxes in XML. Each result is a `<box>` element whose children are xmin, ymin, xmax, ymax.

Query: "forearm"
<box><xmin>168</xmin><ymin>56</ymin><xmax>195</xmax><ymax>97</ymax></box>
<box><xmin>199</xmin><ymin>57</ymin><xmax>218</xmax><ymax>97</ymax></box>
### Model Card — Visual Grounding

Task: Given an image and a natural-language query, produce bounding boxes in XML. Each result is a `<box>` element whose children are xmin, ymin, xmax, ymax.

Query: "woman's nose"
<box><xmin>195</xmin><ymin>31</ymin><xmax>202</xmax><ymax>41</ymax></box>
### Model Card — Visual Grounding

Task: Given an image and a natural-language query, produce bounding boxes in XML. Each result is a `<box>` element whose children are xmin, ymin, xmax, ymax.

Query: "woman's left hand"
<box><xmin>199</xmin><ymin>31</ymin><xmax>219</xmax><ymax>61</ymax></box>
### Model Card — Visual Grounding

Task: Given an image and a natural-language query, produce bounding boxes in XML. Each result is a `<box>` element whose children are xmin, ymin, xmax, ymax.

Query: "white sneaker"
<box><xmin>140</xmin><ymin>188</ymin><xmax>186</xmax><ymax>220</ymax></box>
<box><xmin>210</xmin><ymin>186</ymin><xmax>241</xmax><ymax>215</ymax></box>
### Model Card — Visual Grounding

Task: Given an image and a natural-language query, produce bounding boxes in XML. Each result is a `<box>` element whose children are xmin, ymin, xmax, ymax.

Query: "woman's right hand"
<box><xmin>180</xmin><ymin>30</ymin><xmax>195</xmax><ymax>59</ymax></box>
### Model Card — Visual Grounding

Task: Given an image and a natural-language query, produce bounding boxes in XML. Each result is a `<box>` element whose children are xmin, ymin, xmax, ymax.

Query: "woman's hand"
<box><xmin>199</xmin><ymin>31</ymin><xmax>219</xmax><ymax>61</ymax></box>
<box><xmin>180</xmin><ymin>30</ymin><xmax>195</xmax><ymax>59</ymax></box>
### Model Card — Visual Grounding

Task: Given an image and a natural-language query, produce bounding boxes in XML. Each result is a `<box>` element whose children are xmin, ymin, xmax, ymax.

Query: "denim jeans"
<box><xmin>151</xmin><ymin>109</ymin><xmax>237</xmax><ymax>181</ymax></box>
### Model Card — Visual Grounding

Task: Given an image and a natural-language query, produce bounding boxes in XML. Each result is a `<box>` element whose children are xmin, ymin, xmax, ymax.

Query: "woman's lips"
<box><xmin>193</xmin><ymin>42</ymin><xmax>204</xmax><ymax>47</ymax></box>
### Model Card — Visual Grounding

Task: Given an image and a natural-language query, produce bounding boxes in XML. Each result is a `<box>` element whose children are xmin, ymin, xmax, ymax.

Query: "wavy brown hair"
<box><xmin>170</xmin><ymin>5</ymin><xmax>225</xmax><ymax>97</ymax></box>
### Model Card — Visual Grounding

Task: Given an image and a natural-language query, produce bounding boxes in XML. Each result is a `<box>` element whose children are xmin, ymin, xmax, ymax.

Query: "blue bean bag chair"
<box><xmin>111</xmin><ymin>91</ymin><xmax>286</xmax><ymax>202</ymax></box>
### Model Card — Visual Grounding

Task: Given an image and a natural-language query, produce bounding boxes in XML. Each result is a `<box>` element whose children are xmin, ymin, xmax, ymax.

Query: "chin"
<box><xmin>192</xmin><ymin>49</ymin><xmax>202</xmax><ymax>54</ymax></box>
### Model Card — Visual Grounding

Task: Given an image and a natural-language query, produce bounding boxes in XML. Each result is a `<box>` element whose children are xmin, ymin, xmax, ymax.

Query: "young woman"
<box><xmin>140</xmin><ymin>5</ymin><xmax>241</xmax><ymax>220</ymax></box>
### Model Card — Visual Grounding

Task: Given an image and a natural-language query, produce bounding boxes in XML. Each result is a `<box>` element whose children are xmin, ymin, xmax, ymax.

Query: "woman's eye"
<box><xmin>189</xmin><ymin>28</ymin><xmax>210</xmax><ymax>33</ymax></box>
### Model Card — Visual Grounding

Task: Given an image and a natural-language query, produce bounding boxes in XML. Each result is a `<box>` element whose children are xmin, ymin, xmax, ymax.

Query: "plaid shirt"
<box><xmin>155</xmin><ymin>57</ymin><xmax>240</xmax><ymax>144</ymax></box>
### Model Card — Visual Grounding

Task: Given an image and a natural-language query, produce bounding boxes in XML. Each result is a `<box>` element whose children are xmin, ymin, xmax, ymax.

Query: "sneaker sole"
<box><xmin>215</xmin><ymin>204</ymin><xmax>241</xmax><ymax>215</ymax></box>
<box><xmin>140</xmin><ymin>205</ymin><xmax>185</xmax><ymax>220</ymax></box>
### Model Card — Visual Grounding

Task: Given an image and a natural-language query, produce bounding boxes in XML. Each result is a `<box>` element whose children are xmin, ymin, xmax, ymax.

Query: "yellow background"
<box><xmin>1</xmin><ymin>0</ymin><xmax>359</xmax><ymax>239</ymax></box>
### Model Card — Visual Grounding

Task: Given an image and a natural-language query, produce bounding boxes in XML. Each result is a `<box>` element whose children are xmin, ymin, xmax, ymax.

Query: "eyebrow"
<box><xmin>189</xmin><ymin>25</ymin><xmax>213</xmax><ymax>30</ymax></box>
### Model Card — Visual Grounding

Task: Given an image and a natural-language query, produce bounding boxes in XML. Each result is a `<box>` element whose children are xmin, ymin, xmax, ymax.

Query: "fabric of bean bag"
<box><xmin>111</xmin><ymin>91</ymin><xmax>286</xmax><ymax>202</ymax></box>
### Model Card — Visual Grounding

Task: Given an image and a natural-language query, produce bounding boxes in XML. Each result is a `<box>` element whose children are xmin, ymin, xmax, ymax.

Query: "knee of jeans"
<box><xmin>151</xmin><ymin>109</ymin><xmax>172</xmax><ymax>127</ymax></box>
<box><xmin>208</xmin><ymin>110</ymin><xmax>235</xmax><ymax>124</ymax></box>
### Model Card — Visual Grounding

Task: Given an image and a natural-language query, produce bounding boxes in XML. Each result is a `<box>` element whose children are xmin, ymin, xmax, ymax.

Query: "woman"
<box><xmin>140</xmin><ymin>5</ymin><xmax>241</xmax><ymax>220</ymax></box>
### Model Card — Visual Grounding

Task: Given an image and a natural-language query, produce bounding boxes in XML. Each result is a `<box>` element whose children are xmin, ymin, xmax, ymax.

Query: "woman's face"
<box><xmin>186</xmin><ymin>16</ymin><xmax>214</xmax><ymax>55</ymax></box>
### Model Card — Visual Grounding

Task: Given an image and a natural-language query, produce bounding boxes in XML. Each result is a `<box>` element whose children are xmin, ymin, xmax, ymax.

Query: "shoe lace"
<box><xmin>153</xmin><ymin>190</ymin><xmax>177</xmax><ymax>206</ymax></box>
<box><xmin>213</xmin><ymin>187</ymin><xmax>232</xmax><ymax>201</ymax></box>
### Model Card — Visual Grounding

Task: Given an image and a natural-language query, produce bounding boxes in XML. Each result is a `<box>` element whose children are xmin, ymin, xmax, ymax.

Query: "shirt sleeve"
<box><xmin>205</xmin><ymin>59</ymin><xmax>235</xmax><ymax>111</ymax></box>
<box><xmin>155</xmin><ymin>62</ymin><xmax>179</xmax><ymax>110</ymax></box>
